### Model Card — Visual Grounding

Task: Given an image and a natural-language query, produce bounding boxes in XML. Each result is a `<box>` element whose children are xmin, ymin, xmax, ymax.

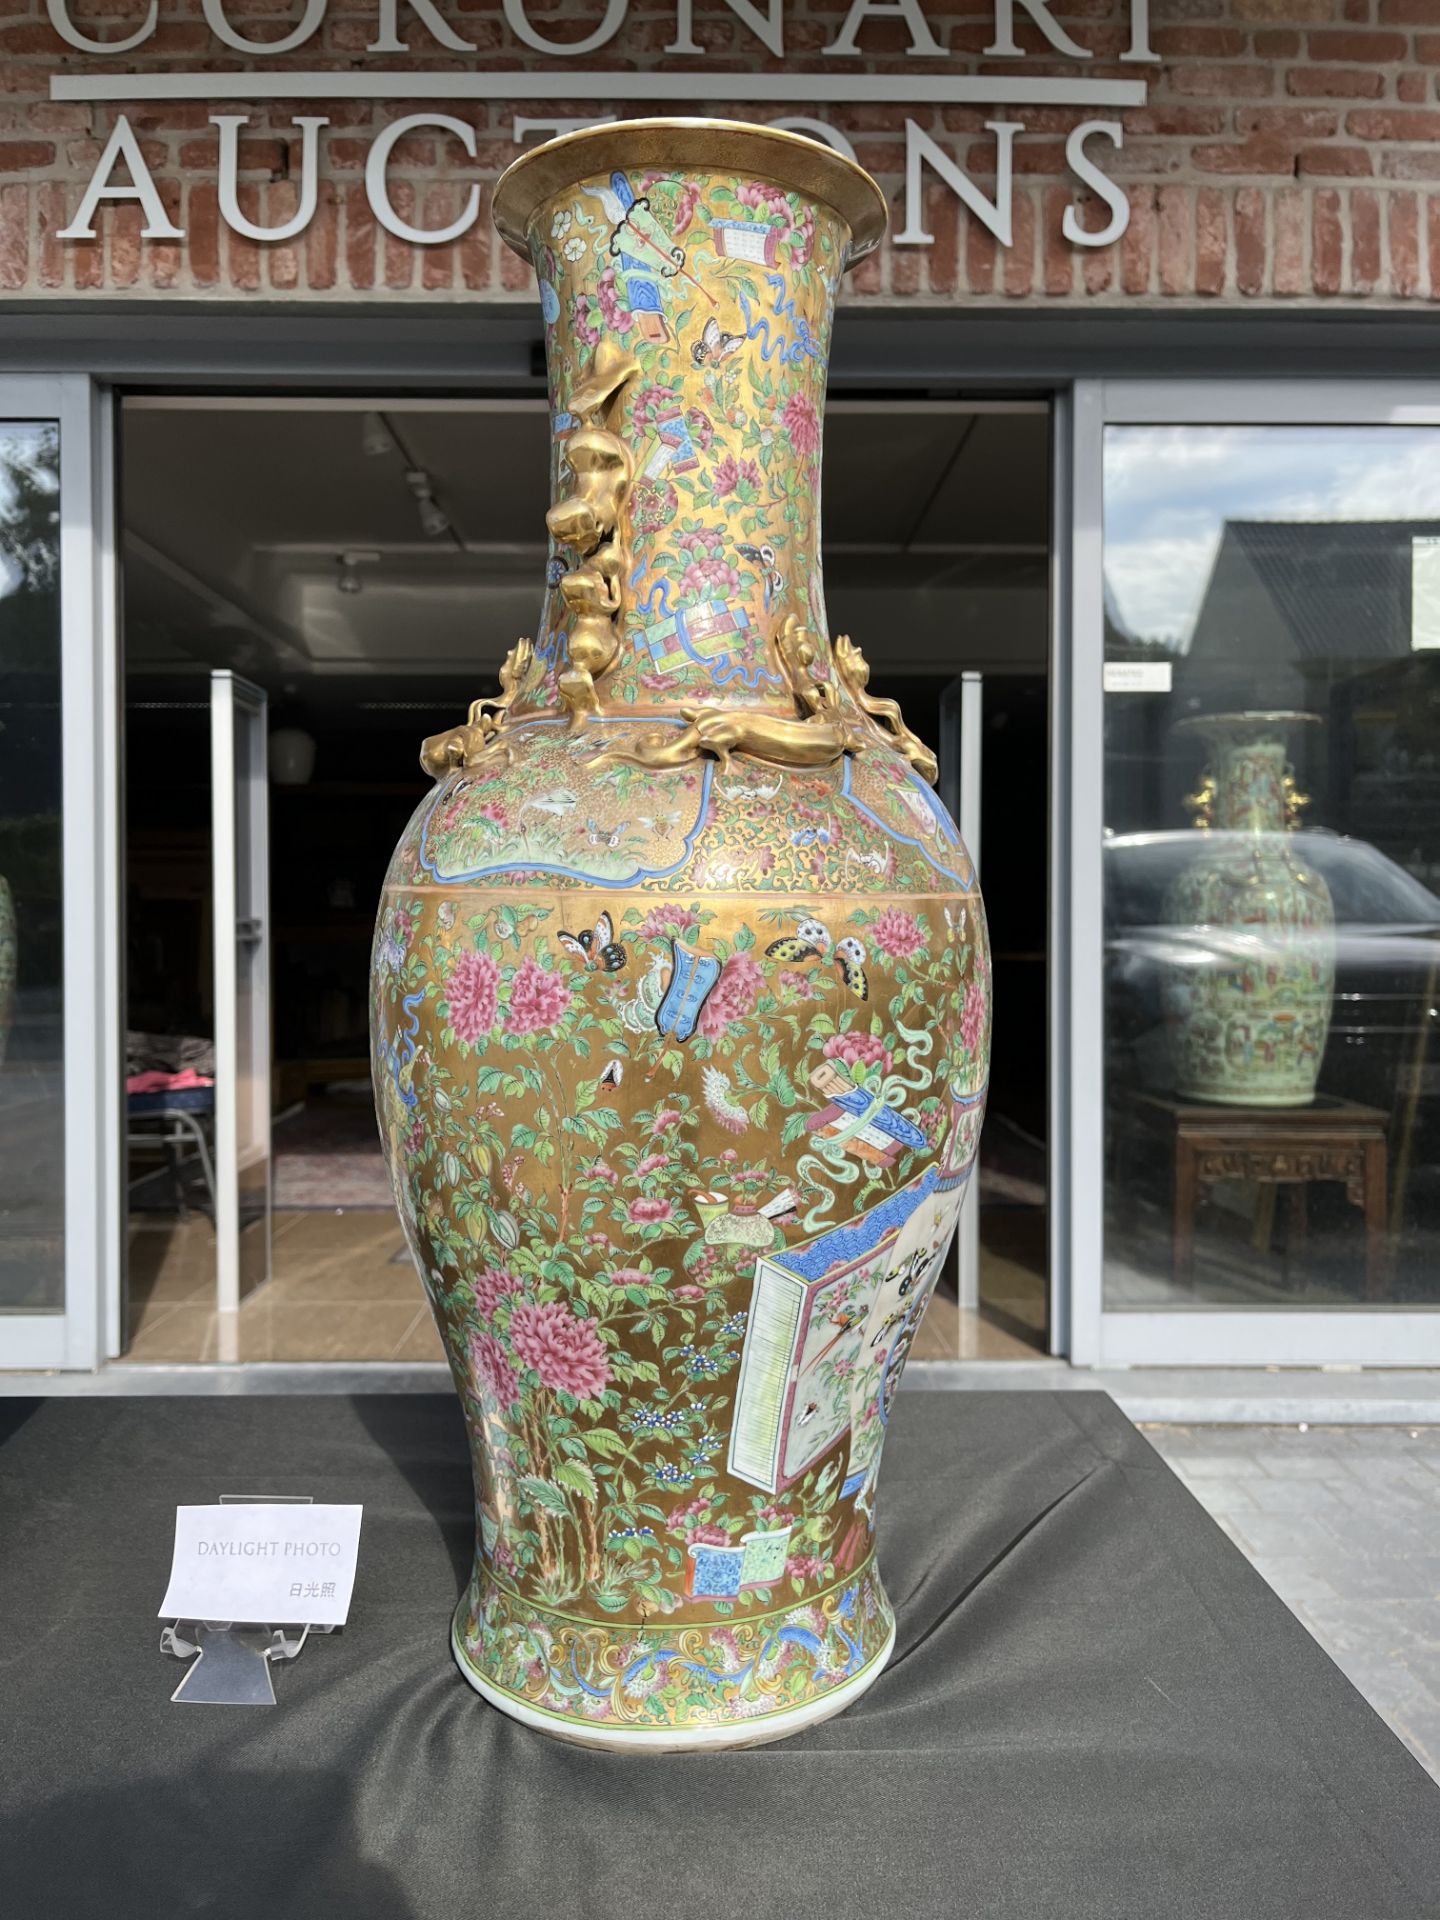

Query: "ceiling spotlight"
<box><xmin>406</xmin><ymin>466</ymin><xmax>452</xmax><ymax>540</ymax></box>
<box><xmin>362</xmin><ymin>411</ymin><xmax>394</xmax><ymax>459</ymax></box>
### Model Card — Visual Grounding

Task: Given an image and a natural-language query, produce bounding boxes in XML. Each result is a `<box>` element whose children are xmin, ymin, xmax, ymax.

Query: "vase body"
<box><xmin>370</xmin><ymin>122</ymin><xmax>990</xmax><ymax>1749</ymax></box>
<box><xmin>1162</xmin><ymin>713</ymin><xmax>1335</xmax><ymax>1107</ymax></box>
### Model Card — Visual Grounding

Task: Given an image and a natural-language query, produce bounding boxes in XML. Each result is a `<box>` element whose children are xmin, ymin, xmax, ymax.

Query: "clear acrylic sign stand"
<box><xmin>161</xmin><ymin>1494</ymin><xmax>334</xmax><ymax>1707</ymax></box>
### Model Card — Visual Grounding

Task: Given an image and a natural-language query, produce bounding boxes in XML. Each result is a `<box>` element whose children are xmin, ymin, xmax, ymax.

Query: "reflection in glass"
<box><xmin>1103</xmin><ymin>427</ymin><xmax>1440</xmax><ymax>1310</ymax></box>
<box><xmin>0</xmin><ymin>421</ymin><xmax>63</xmax><ymax>1312</ymax></box>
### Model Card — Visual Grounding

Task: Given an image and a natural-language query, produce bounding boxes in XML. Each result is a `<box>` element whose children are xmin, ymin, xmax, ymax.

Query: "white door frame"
<box><xmin>1065</xmin><ymin>378</ymin><xmax>1440</xmax><ymax>1368</ymax></box>
<box><xmin>0</xmin><ymin>376</ymin><xmax>120</xmax><ymax>1371</ymax></box>
<box><xmin>211</xmin><ymin>671</ymin><xmax>271</xmax><ymax>1337</ymax></box>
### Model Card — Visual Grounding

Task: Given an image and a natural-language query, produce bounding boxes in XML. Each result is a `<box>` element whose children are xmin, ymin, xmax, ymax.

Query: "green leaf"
<box><xmin>520</xmin><ymin>1476</ymin><xmax>569</xmax><ymax>1515</ymax></box>
<box><xmin>584</xmin><ymin>1427</ymin><xmax>629</xmax><ymax>1458</ymax></box>
<box><xmin>554</xmin><ymin>1458</ymin><xmax>599</xmax><ymax>1501</ymax></box>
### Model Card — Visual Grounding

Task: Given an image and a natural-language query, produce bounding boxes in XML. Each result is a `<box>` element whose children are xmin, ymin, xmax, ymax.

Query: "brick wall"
<box><xmin>2</xmin><ymin>0</ymin><xmax>1440</xmax><ymax>303</ymax></box>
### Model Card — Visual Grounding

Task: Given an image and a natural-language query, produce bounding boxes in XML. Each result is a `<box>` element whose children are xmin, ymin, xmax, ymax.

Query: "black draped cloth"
<box><xmin>1</xmin><ymin>1391</ymin><xmax>1436</xmax><ymax>1920</ymax></box>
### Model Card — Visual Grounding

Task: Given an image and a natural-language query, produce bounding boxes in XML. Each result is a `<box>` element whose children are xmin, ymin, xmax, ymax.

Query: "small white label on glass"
<box><xmin>1411</xmin><ymin>535</ymin><xmax>1440</xmax><ymax>650</ymax></box>
<box><xmin>159</xmin><ymin>1503</ymin><xmax>363</xmax><ymax>1626</ymax></box>
<box><xmin>1104</xmin><ymin>661</ymin><xmax>1173</xmax><ymax>693</ymax></box>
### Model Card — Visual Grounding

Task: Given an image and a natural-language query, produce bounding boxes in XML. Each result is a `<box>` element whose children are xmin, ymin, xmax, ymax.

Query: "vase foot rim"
<box><xmin>448</xmin><ymin>1611</ymin><xmax>896</xmax><ymax>1752</ymax></box>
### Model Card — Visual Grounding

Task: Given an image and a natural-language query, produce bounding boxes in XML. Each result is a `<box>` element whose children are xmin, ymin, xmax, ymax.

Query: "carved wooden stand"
<box><xmin>1132</xmin><ymin>1092</ymin><xmax>1389</xmax><ymax>1300</ymax></box>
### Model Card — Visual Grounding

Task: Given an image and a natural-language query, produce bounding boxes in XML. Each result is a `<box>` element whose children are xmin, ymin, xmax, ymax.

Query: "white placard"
<box><xmin>1104</xmin><ymin>660</ymin><xmax>1173</xmax><ymax>694</ymax></box>
<box><xmin>159</xmin><ymin>1503</ymin><xmax>363</xmax><ymax>1627</ymax></box>
<box><xmin>1412</xmin><ymin>535</ymin><xmax>1440</xmax><ymax>650</ymax></box>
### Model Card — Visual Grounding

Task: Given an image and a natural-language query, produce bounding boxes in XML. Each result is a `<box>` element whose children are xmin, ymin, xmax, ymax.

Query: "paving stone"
<box><xmin>1146</xmin><ymin>1424</ymin><xmax>1440</xmax><ymax>1785</ymax></box>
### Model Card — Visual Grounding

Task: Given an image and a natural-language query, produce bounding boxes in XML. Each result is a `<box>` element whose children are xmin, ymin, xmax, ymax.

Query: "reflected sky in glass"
<box><xmin>1104</xmin><ymin>425</ymin><xmax>1440</xmax><ymax>651</ymax></box>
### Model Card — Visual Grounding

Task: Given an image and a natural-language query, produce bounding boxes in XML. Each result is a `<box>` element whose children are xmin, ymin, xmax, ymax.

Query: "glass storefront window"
<box><xmin>0</xmin><ymin>420</ymin><xmax>64</xmax><ymax>1313</ymax></box>
<box><xmin>1103</xmin><ymin>424</ymin><xmax>1440</xmax><ymax>1311</ymax></box>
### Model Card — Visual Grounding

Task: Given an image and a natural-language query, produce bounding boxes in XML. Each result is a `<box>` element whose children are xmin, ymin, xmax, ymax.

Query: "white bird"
<box><xmin>702</xmin><ymin>1067</ymin><xmax>750</xmax><ymax>1134</ymax></box>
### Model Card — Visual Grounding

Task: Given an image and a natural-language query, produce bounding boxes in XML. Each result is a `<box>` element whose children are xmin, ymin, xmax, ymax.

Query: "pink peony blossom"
<box><xmin>687</xmin><ymin>1522</ymin><xmax>729</xmax><ymax>1547</ymax></box>
<box><xmin>594</xmin><ymin>268</ymin><xmax>631</xmax><ymax>333</ymax></box>
<box><xmin>672</xmin><ymin>1282</ymin><xmax>706</xmax><ymax>1301</ymax></box>
<box><xmin>607</xmin><ymin>1266</ymin><xmax>650</xmax><ymax>1288</ymax></box>
<box><xmin>961</xmin><ymin>978</ymin><xmax>987</xmax><ymax>1054</ymax></box>
<box><xmin>822</xmin><ymin>1031</ymin><xmax>892</xmax><ymax>1076</ymax></box>
<box><xmin>712</xmin><ymin>453</ymin><xmax>763</xmax><ymax>498</ymax></box>
<box><xmin>638</xmin><ymin>903</ymin><xmax>700</xmax><ymax>941</ymax></box>
<box><xmin>635</xmin><ymin>1151</ymin><xmax>669</xmax><ymax>1180</ymax></box>
<box><xmin>680</xmin><ymin>557</ymin><xmax>741</xmax><ymax>602</ymax></box>
<box><xmin>469</xmin><ymin>1330</ymin><xmax>519</xmax><ymax>1410</ymax></box>
<box><xmin>447</xmin><ymin>949</ymin><xmax>500</xmax><ymax>1045</ymax></box>
<box><xmin>685</xmin><ymin>405</ymin><xmax>713</xmax><ymax>449</ymax></box>
<box><xmin>628</xmin><ymin>1196</ymin><xmax>674</xmax><ymax>1224</ymax></box>
<box><xmin>653</xmin><ymin>1108</ymin><xmax>682</xmax><ymax>1132</ymax></box>
<box><xmin>739</xmin><ymin>179</ymin><xmax>789</xmax><ymax>216</ymax></box>
<box><xmin>505</xmin><ymin>956</ymin><xmax>569</xmax><ymax>1035</ymax></box>
<box><xmin>509</xmin><ymin>1300</ymin><xmax>610</xmax><ymax>1399</ymax></box>
<box><xmin>699</xmin><ymin>951</ymin><xmax>764</xmax><ymax>1038</ymax></box>
<box><xmin>786</xmin><ymin>1554</ymin><xmax>828</xmax><ymax>1581</ymax></box>
<box><xmin>404</xmin><ymin>1115</ymin><xmax>425</xmax><ymax>1155</ymax></box>
<box><xmin>781</xmin><ymin>391</ymin><xmax>821</xmax><ymax>458</ymax></box>
<box><xmin>472</xmin><ymin>1266</ymin><xmax>521</xmax><ymax>1320</ymax></box>
<box><xmin>568</xmin><ymin>294</ymin><xmax>600</xmax><ymax>351</ymax></box>
<box><xmin>632</xmin><ymin>383</ymin><xmax>676</xmax><ymax>431</ymax></box>
<box><xmin>871</xmin><ymin>907</ymin><xmax>927</xmax><ymax>961</ymax></box>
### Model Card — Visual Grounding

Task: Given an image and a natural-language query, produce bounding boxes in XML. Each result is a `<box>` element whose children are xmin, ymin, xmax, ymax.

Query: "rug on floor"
<box><xmin>273</xmin><ymin>1104</ymin><xmax>394</xmax><ymax>1210</ymax></box>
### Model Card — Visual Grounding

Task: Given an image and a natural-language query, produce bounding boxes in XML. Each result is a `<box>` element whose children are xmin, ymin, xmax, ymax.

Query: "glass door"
<box><xmin>0</xmin><ymin>376</ymin><xmax>119</xmax><ymax>1371</ymax></box>
<box><xmin>1066</xmin><ymin>381</ymin><xmax>1440</xmax><ymax>1367</ymax></box>
<box><xmin>211</xmin><ymin>670</ymin><xmax>271</xmax><ymax>1349</ymax></box>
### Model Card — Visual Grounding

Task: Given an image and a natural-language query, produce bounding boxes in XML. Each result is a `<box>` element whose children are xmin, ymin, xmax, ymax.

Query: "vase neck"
<box><xmin>1211</xmin><ymin>737</ymin><xmax>1288</xmax><ymax>832</ymax></box>
<box><xmin>513</xmin><ymin>161</ymin><xmax>848</xmax><ymax>721</ymax></box>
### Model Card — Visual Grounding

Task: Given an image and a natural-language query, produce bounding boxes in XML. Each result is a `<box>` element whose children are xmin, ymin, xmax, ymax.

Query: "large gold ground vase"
<box><xmin>371</xmin><ymin>120</ymin><xmax>991</xmax><ymax>1750</ymax></box>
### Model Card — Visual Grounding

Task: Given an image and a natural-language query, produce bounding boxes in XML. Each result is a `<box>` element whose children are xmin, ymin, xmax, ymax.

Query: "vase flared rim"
<box><xmin>1173</xmin><ymin>709</ymin><xmax>1323</xmax><ymax>738</ymax></box>
<box><xmin>492</xmin><ymin>115</ymin><xmax>888</xmax><ymax>265</ymax></box>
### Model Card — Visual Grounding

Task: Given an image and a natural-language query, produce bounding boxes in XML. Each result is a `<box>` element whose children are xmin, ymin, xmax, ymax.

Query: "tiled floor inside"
<box><xmin>1145</xmin><ymin>1424</ymin><xmax>1440</xmax><ymax>1785</ymax></box>
<box><xmin>123</xmin><ymin>1206</ymin><xmax>1046</xmax><ymax>1365</ymax></box>
<box><xmin>123</xmin><ymin>1211</ymin><xmax>447</xmax><ymax>1364</ymax></box>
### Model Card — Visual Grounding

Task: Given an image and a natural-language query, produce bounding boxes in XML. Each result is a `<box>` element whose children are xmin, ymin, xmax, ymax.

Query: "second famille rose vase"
<box><xmin>371</xmin><ymin>120</ymin><xmax>991</xmax><ymax>1750</ymax></box>
<box><xmin>1163</xmin><ymin>711</ymin><xmax>1335</xmax><ymax>1107</ymax></box>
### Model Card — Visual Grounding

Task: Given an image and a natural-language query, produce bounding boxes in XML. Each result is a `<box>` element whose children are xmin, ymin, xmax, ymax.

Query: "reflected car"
<box><xmin>1103</xmin><ymin>830</ymin><xmax>1440</xmax><ymax>1119</ymax></box>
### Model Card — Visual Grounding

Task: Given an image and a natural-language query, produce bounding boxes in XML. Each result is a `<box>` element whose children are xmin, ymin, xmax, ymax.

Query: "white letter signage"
<box><xmin>366</xmin><ymin>114</ymin><xmax>481</xmax><ymax>243</ymax></box>
<box><xmin>58</xmin><ymin>115</ymin><xmax>184</xmax><ymax>240</ymax></box>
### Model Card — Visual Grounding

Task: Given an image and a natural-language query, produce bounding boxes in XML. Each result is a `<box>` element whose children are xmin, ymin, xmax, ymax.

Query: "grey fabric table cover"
<box><xmin>1</xmin><ymin>1391</ymin><xmax>1436</xmax><ymax>1920</ymax></box>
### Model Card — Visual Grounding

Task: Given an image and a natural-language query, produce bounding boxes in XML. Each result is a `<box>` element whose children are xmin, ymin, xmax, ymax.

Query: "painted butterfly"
<box><xmin>585</xmin><ymin>818</ymin><xmax>625</xmax><ymax>850</ymax></box>
<box><xmin>691</xmin><ymin>316</ymin><xmax>744</xmax><ymax>367</ymax></box>
<box><xmin>834</xmin><ymin>936</ymin><xmax>870</xmax><ymax>1001</ymax></box>
<box><xmin>764</xmin><ymin>917</ymin><xmax>832</xmax><ymax>965</ymax></box>
<box><xmin>558</xmin><ymin>911</ymin><xmax>628</xmax><ymax>974</ymax></box>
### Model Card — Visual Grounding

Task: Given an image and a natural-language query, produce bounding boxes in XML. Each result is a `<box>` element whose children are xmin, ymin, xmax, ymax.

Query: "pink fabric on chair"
<box><xmin>125</xmin><ymin>1068</ymin><xmax>215</xmax><ymax>1094</ymax></box>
